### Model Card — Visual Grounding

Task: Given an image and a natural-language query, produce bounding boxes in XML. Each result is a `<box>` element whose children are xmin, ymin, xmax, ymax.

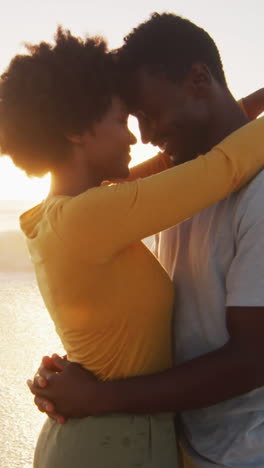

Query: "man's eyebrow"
<box><xmin>120</xmin><ymin>108</ymin><xmax>129</xmax><ymax>119</ymax></box>
<box><xmin>135</xmin><ymin>110</ymin><xmax>147</xmax><ymax>117</ymax></box>
<box><xmin>127</xmin><ymin>103</ymin><xmax>140</xmax><ymax>115</ymax></box>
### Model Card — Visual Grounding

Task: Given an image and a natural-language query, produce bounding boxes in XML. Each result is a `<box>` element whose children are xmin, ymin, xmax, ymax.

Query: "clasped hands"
<box><xmin>27</xmin><ymin>354</ymin><xmax>98</xmax><ymax>423</ymax></box>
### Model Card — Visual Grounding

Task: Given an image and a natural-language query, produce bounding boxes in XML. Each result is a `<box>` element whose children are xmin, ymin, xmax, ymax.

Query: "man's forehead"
<box><xmin>132</xmin><ymin>69</ymin><xmax>180</xmax><ymax>115</ymax></box>
<box><xmin>125</xmin><ymin>68</ymin><xmax>161</xmax><ymax>113</ymax></box>
<box><xmin>135</xmin><ymin>68</ymin><xmax>163</xmax><ymax>90</ymax></box>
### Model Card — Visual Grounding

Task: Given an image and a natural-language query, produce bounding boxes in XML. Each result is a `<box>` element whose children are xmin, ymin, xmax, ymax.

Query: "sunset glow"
<box><xmin>0</xmin><ymin>116</ymin><xmax>155</xmax><ymax>200</ymax></box>
<box><xmin>0</xmin><ymin>157</ymin><xmax>50</xmax><ymax>201</ymax></box>
<box><xmin>0</xmin><ymin>0</ymin><xmax>263</xmax><ymax>200</ymax></box>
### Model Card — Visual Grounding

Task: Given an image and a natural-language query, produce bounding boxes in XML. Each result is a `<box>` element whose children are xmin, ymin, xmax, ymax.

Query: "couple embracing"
<box><xmin>1</xmin><ymin>12</ymin><xmax>264</xmax><ymax>468</ymax></box>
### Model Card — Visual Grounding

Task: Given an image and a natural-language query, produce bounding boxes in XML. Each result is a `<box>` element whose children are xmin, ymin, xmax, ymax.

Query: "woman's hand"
<box><xmin>243</xmin><ymin>88</ymin><xmax>264</xmax><ymax>120</ymax></box>
<box><xmin>27</xmin><ymin>354</ymin><xmax>98</xmax><ymax>422</ymax></box>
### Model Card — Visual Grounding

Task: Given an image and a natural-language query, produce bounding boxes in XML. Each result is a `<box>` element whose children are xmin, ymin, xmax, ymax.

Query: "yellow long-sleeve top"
<box><xmin>20</xmin><ymin>118</ymin><xmax>264</xmax><ymax>380</ymax></box>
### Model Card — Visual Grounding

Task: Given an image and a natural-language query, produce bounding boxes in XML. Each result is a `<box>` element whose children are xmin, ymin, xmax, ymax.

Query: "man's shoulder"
<box><xmin>238</xmin><ymin>169</ymin><xmax>264</xmax><ymax>197</ymax></box>
<box><xmin>187</xmin><ymin>169</ymin><xmax>264</xmax><ymax>233</ymax></box>
<box><xmin>212</xmin><ymin>169</ymin><xmax>264</xmax><ymax>216</ymax></box>
<box><xmin>231</xmin><ymin>169</ymin><xmax>264</xmax><ymax>213</ymax></box>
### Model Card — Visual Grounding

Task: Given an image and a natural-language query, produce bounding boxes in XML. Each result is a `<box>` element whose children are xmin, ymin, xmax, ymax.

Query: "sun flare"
<box><xmin>0</xmin><ymin>117</ymin><xmax>156</xmax><ymax>201</ymax></box>
<box><xmin>0</xmin><ymin>156</ymin><xmax>50</xmax><ymax>201</ymax></box>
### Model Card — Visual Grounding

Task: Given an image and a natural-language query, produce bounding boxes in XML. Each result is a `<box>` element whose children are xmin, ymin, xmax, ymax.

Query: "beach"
<box><xmin>0</xmin><ymin>201</ymin><xmax>64</xmax><ymax>467</ymax></box>
<box><xmin>0</xmin><ymin>200</ymin><xmax>153</xmax><ymax>467</ymax></box>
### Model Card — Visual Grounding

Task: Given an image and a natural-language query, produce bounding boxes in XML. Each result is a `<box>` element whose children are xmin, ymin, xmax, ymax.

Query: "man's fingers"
<box><xmin>34</xmin><ymin>395</ymin><xmax>54</xmax><ymax>413</ymax></box>
<box><xmin>34</xmin><ymin>395</ymin><xmax>66</xmax><ymax>424</ymax></box>
<box><xmin>27</xmin><ymin>379</ymin><xmax>49</xmax><ymax>398</ymax></box>
<box><xmin>37</xmin><ymin>365</ymin><xmax>57</xmax><ymax>382</ymax></box>
<box><xmin>33</xmin><ymin>355</ymin><xmax>63</xmax><ymax>389</ymax></box>
<box><xmin>33</xmin><ymin>395</ymin><xmax>49</xmax><ymax>413</ymax></box>
<box><xmin>42</xmin><ymin>354</ymin><xmax>67</xmax><ymax>372</ymax></box>
<box><xmin>27</xmin><ymin>380</ymin><xmax>60</xmax><ymax>417</ymax></box>
<box><xmin>51</xmin><ymin>354</ymin><xmax>68</xmax><ymax>371</ymax></box>
<box><xmin>41</xmin><ymin>354</ymin><xmax>67</xmax><ymax>372</ymax></box>
<box><xmin>42</xmin><ymin>355</ymin><xmax>60</xmax><ymax>371</ymax></box>
<box><xmin>33</xmin><ymin>374</ymin><xmax>47</xmax><ymax>388</ymax></box>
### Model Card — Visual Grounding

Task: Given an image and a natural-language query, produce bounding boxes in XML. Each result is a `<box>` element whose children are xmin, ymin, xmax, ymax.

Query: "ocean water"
<box><xmin>0</xmin><ymin>200</ymin><xmax>154</xmax><ymax>468</ymax></box>
<box><xmin>0</xmin><ymin>201</ymin><xmax>63</xmax><ymax>468</ymax></box>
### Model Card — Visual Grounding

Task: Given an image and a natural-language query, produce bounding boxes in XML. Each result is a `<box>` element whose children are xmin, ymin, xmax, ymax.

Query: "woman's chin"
<box><xmin>121</xmin><ymin>166</ymin><xmax>130</xmax><ymax>179</ymax></box>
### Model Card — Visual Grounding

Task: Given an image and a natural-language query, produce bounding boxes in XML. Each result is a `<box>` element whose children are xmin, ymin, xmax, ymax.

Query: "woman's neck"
<box><xmin>49</xmin><ymin>154</ymin><xmax>102</xmax><ymax>197</ymax></box>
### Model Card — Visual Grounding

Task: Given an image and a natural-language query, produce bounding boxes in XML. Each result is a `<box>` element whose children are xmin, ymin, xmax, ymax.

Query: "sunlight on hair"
<box><xmin>0</xmin><ymin>156</ymin><xmax>50</xmax><ymax>201</ymax></box>
<box><xmin>0</xmin><ymin>118</ymin><xmax>156</xmax><ymax>201</ymax></box>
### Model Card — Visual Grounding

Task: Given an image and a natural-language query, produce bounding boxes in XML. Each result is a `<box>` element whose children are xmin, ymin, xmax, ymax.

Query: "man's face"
<box><xmin>132</xmin><ymin>69</ymin><xmax>211</xmax><ymax>164</ymax></box>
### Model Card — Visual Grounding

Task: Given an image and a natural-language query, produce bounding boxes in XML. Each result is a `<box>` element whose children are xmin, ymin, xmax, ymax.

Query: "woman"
<box><xmin>0</xmin><ymin>28</ymin><xmax>263</xmax><ymax>468</ymax></box>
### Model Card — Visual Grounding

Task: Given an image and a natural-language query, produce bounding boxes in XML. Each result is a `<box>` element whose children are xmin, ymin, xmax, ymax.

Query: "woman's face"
<box><xmin>81</xmin><ymin>97</ymin><xmax>137</xmax><ymax>180</ymax></box>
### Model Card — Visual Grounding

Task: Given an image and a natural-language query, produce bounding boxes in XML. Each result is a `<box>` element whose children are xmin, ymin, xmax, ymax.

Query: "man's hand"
<box><xmin>27</xmin><ymin>354</ymin><xmax>99</xmax><ymax>422</ymax></box>
<box><xmin>27</xmin><ymin>354</ymin><xmax>67</xmax><ymax>423</ymax></box>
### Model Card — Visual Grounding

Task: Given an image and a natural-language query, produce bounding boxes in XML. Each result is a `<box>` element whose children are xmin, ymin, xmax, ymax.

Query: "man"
<box><xmin>29</xmin><ymin>13</ymin><xmax>264</xmax><ymax>467</ymax></box>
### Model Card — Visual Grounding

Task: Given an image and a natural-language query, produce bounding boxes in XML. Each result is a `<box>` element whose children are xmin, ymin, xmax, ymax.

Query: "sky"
<box><xmin>0</xmin><ymin>0</ymin><xmax>263</xmax><ymax>200</ymax></box>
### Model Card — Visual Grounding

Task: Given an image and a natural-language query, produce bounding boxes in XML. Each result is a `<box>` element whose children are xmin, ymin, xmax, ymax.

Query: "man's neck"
<box><xmin>204</xmin><ymin>91</ymin><xmax>250</xmax><ymax>153</ymax></box>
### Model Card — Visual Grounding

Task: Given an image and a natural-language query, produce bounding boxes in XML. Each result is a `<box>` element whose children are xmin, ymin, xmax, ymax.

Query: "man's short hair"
<box><xmin>117</xmin><ymin>12</ymin><xmax>227</xmax><ymax>108</ymax></box>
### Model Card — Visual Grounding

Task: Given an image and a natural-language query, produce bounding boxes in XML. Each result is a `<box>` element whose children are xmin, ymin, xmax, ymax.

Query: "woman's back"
<box><xmin>21</xmin><ymin>193</ymin><xmax>174</xmax><ymax>380</ymax></box>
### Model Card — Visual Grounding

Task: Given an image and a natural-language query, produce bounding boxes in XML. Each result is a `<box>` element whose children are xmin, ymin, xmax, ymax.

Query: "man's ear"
<box><xmin>187</xmin><ymin>63</ymin><xmax>212</xmax><ymax>96</ymax></box>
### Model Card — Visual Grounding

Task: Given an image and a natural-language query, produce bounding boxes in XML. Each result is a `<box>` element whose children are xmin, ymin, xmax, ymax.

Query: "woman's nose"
<box><xmin>129</xmin><ymin>130</ymin><xmax>137</xmax><ymax>145</ymax></box>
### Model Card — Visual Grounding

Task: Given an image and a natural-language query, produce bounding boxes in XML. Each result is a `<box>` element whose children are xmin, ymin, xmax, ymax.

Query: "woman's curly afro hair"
<box><xmin>0</xmin><ymin>27</ymin><xmax>117</xmax><ymax>176</ymax></box>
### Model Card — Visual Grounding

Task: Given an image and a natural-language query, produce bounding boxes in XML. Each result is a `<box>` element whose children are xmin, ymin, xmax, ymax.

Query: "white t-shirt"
<box><xmin>155</xmin><ymin>171</ymin><xmax>264</xmax><ymax>467</ymax></box>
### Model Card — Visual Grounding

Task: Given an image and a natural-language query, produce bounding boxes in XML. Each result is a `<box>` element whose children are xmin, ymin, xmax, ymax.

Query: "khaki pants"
<box><xmin>34</xmin><ymin>413</ymin><xmax>179</xmax><ymax>468</ymax></box>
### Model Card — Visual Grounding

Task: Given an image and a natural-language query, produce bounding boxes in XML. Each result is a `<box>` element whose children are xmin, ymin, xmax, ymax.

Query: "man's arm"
<box><xmin>97</xmin><ymin>306</ymin><xmax>264</xmax><ymax>414</ymax></box>
<box><xmin>93</xmin><ymin>175</ymin><xmax>264</xmax><ymax>415</ymax></box>
<box><xmin>29</xmin><ymin>173</ymin><xmax>264</xmax><ymax>418</ymax></box>
<box><xmin>28</xmin><ymin>305</ymin><xmax>264</xmax><ymax>418</ymax></box>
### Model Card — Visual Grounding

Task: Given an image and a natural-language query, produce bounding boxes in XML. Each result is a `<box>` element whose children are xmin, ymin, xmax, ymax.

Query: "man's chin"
<box><xmin>164</xmin><ymin>146</ymin><xmax>182</xmax><ymax>165</ymax></box>
<box><xmin>114</xmin><ymin>166</ymin><xmax>130</xmax><ymax>180</ymax></box>
<box><xmin>168</xmin><ymin>153</ymin><xmax>184</xmax><ymax>165</ymax></box>
<box><xmin>169</xmin><ymin>150</ymin><xmax>197</xmax><ymax>165</ymax></box>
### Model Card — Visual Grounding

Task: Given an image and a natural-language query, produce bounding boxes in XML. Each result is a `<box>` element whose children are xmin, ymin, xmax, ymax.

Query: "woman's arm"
<box><xmin>240</xmin><ymin>88</ymin><xmax>264</xmax><ymax>120</ymax></box>
<box><xmin>56</xmin><ymin>118</ymin><xmax>264</xmax><ymax>260</ymax></box>
<box><xmin>119</xmin><ymin>90</ymin><xmax>264</xmax><ymax>182</ymax></box>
